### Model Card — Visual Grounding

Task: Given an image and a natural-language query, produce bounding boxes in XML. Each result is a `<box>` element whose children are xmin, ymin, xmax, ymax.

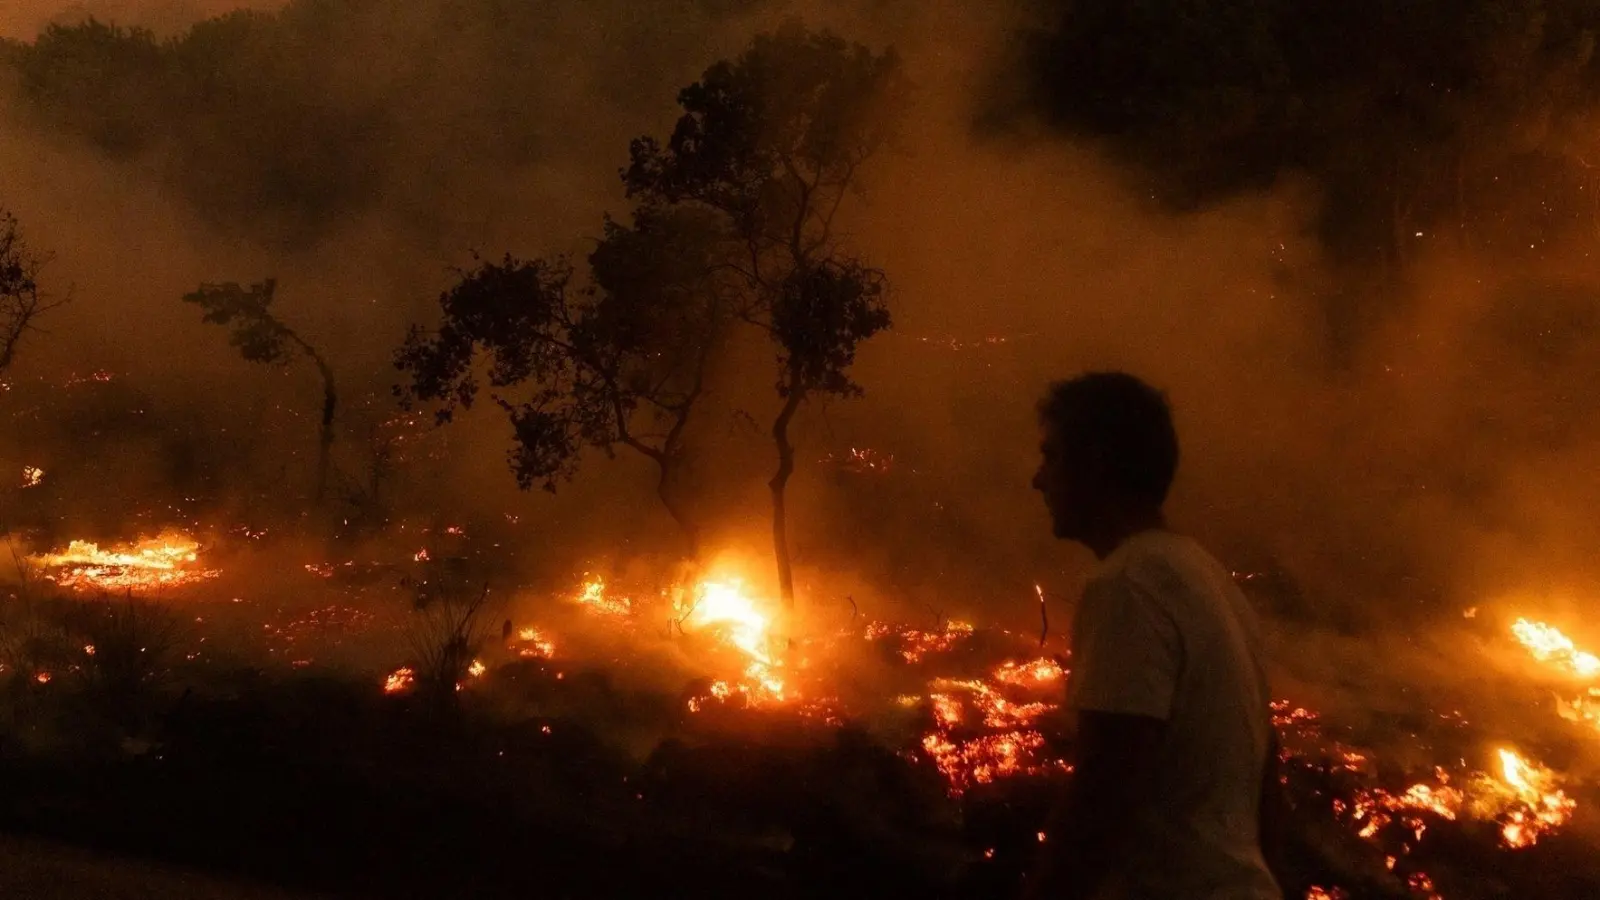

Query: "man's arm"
<box><xmin>1259</xmin><ymin>730</ymin><xmax>1296</xmax><ymax>898</ymax></box>
<box><xmin>1030</xmin><ymin>710</ymin><xmax>1167</xmax><ymax>900</ymax></box>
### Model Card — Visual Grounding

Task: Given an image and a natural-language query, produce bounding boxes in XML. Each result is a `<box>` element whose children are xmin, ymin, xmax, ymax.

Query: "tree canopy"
<box><xmin>1012</xmin><ymin>0</ymin><xmax>1600</xmax><ymax>272</ymax></box>
<box><xmin>1</xmin><ymin>0</ymin><xmax>769</xmax><ymax>247</ymax></box>
<box><xmin>622</xmin><ymin>22</ymin><xmax>901</xmax><ymax>602</ymax></box>
<box><xmin>0</xmin><ymin>211</ymin><xmax>55</xmax><ymax>375</ymax></box>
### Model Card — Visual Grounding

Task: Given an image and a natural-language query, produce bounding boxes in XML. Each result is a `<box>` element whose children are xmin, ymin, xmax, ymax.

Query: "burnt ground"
<box><xmin>0</xmin><ymin>662</ymin><xmax>1596</xmax><ymax>900</ymax></box>
<box><xmin>0</xmin><ymin>834</ymin><xmax>321</xmax><ymax>900</ymax></box>
<box><xmin>0</xmin><ymin>566</ymin><xmax>1597</xmax><ymax>900</ymax></box>
<box><xmin>0</xmin><ymin>668</ymin><xmax>979</xmax><ymax>900</ymax></box>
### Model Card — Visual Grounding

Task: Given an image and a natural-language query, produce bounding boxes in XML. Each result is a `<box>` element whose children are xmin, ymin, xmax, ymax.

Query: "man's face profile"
<box><xmin>1033</xmin><ymin>422</ymin><xmax>1103</xmax><ymax>542</ymax></box>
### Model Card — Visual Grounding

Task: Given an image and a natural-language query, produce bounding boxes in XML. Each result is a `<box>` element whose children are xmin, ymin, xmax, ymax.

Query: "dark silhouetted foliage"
<box><xmin>624</xmin><ymin>22</ymin><xmax>900</xmax><ymax>605</ymax></box>
<box><xmin>395</xmin><ymin>206</ymin><xmax>732</xmax><ymax>555</ymax></box>
<box><xmin>0</xmin><ymin>211</ymin><xmax>56</xmax><ymax>375</ymax></box>
<box><xmin>183</xmin><ymin>280</ymin><xmax>338</xmax><ymax>502</ymax></box>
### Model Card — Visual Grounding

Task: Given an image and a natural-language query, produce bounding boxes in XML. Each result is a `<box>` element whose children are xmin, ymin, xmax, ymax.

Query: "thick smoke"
<box><xmin>2</xmin><ymin>0</ymin><xmax>1599</xmax><ymax>709</ymax></box>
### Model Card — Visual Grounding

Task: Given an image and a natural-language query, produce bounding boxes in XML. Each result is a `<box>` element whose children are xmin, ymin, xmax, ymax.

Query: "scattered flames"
<box><xmin>20</xmin><ymin>465</ymin><xmax>42</xmax><ymax>488</ymax></box>
<box><xmin>30</xmin><ymin>532</ymin><xmax>219</xmax><ymax>591</ymax></box>
<box><xmin>1326</xmin><ymin>740</ymin><xmax>1575</xmax><ymax>855</ymax></box>
<box><xmin>515</xmin><ymin>627</ymin><xmax>555</xmax><ymax>659</ymax></box>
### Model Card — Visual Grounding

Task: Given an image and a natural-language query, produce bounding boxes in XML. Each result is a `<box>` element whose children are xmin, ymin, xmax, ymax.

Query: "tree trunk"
<box><xmin>309</xmin><ymin>352</ymin><xmax>337</xmax><ymax>504</ymax></box>
<box><xmin>769</xmin><ymin>389</ymin><xmax>804</xmax><ymax>610</ymax></box>
<box><xmin>656</xmin><ymin>458</ymin><xmax>701</xmax><ymax>561</ymax></box>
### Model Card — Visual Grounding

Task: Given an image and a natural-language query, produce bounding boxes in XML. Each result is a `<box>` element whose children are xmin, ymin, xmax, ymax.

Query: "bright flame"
<box><xmin>1492</xmin><ymin>748</ymin><xmax>1575</xmax><ymax>848</ymax></box>
<box><xmin>573</xmin><ymin>575</ymin><xmax>631</xmax><ymax>617</ymax></box>
<box><xmin>383</xmin><ymin>667</ymin><xmax>415</xmax><ymax>694</ymax></box>
<box><xmin>515</xmin><ymin>627</ymin><xmax>556</xmax><ymax>659</ymax></box>
<box><xmin>675</xmin><ymin>574</ymin><xmax>803</xmax><ymax>714</ymax></box>
<box><xmin>680</xmin><ymin>578</ymin><xmax>772</xmax><ymax>663</ymax></box>
<box><xmin>20</xmin><ymin>466</ymin><xmax>42</xmax><ymax>488</ymax></box>
<box><xmin>30</xmin><ymin>532</ymin><xmax>219</xmax><ymax>591</ymax></box>
<box><xmin>1511</xmin><ymin>618</ymin><xmax>1600</xmax><ymax>679</ymax></box>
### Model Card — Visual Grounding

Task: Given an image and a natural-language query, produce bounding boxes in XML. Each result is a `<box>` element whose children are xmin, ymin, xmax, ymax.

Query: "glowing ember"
<box><xmin>909</xmin><ymin>656</ymin><xmax>1070</xmax><ymax>794</ymax></box>
<box><xmin>1511</xmin><ymin>617</ymin><xmax>1600</xmax><ymax>679</ymax></box>
<box><xmin>928</xmin><ymin>678</ymin><xmax>1053</xmax><ymax>729</ymax></box>
<box><xmin>383</xmin><ymin>667</ymin><xmax>415</xmax><ymax>694</ymax></box>
<box><xmin>1405</xmin><ymin>872</ymin><xmax>1441</xmax><ymax>900</ymax></box>
<box><xmin>822</xmin><ymin>447</ymin><xmax>895</xmax><ymax>474</ymax></box>
<box><xmin>20</xmin><ymin>465</ymin><xmax>42</xmax><ymax>488</ymax></box>
<box><xmin>993</xmin><ymin>657</ymin><xmax>1066</xmax><ymax>687</ymax></box>
<box><xmin>867</xmin><ymin>619</ymin><xmax>975</xmax><ymax>663</ymax></box>
<box><xmin>1304</xmin><ymin>889</ymin><xmax>1350</xmax><ymax>900</ymax></box>
<box><xmin>467</xmin><ymin>659</ymin><xmax>487</xmax><ymax>678</ymax></box>
<box><xmin>34</xmin><ymin>671</ymin><xmax>51</xmax><ymax>684</ymax></box>
<box><xmin>920</xmin><ymin>729</ymin><xmax>1059</xmax><ymax>794</ymax></box>
<box><xmin>31</xmin><ymin>532</ymin><xmax>219</xmax><ymax>591</ymax></box>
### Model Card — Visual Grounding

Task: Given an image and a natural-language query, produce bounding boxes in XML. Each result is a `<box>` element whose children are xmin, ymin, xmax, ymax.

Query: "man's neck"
<box><xmin>1086</xmin><ymin>510</ymin><xmax>1167</xmax><ymax>560</ymax></box>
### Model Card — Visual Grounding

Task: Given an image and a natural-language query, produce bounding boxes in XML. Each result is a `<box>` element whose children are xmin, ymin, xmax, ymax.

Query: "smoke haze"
<box><xmin>3</xmin><ymin>0</ymin><xmax>1600</xmax><ymax>681</ymax></box>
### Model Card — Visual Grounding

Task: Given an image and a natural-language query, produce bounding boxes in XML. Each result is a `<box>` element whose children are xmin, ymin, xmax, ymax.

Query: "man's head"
<box><xmin>1032</xmin><ymin>372</ymin><xmax>1179</xmax><ymax>552</ymax></box>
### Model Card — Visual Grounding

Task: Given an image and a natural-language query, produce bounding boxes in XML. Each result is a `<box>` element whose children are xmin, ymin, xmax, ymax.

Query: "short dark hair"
<box><xmin>1038</xmin><ymin>371</ymin><xmax>1179</xmax><ymax>506</ymax></box>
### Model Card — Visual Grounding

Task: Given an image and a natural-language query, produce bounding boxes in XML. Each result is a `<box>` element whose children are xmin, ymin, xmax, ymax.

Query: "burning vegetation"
<box><xmin>28</xmin><ymin>532</ymin><xmax>219</xmax><ymax>591</ymax></box>
<box><xmin>4</xmin><ymin>5</ymin><xmax>1600</xmax><ymax>900</ymax></box>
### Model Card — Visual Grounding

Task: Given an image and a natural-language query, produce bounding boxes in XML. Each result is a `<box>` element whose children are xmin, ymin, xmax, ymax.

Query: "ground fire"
<box><xmin>27</xmin><ymin>532</ymin><xmax>219</xmax><ymax>591</ymax></box>
<box><xmin>2</xmin><ymin>511</ymin><xmax>1593</xmax><ymax>899</ymax></box>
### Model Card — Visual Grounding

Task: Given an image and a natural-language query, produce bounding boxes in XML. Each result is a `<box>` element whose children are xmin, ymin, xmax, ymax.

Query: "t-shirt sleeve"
<box><xmin>1066</xmin><ymin>574</ymin><xmax>1183</xmax><ymax>720</ymax></box>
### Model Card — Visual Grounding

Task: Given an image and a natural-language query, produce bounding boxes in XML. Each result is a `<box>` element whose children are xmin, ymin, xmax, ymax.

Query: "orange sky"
<box><xmin>0</xmin><ymin>0</ymin><xmax>282</xmax><ymax>39</ymax></box>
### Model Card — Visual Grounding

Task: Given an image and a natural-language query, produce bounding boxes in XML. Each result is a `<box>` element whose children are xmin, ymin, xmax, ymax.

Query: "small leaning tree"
<box><xmin>183</xmin><ymin>279</ymin><xmax>337</xmax><ymax>503</ymax></box>
<box><xmin>622</xmin><ymin>22</ymin><xmax>902</xmax><ymax>609</ymax></box>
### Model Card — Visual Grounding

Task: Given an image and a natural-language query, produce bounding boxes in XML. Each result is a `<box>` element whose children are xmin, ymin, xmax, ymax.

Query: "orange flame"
<box><xmin>31</xmin><ymin>532</ymin><xmax>219</xmax><ymax>591</ymax></box>
<box><xmin>383</xmin><ymin>667</ymin><xmax>415</xmax><ymax>694</ymax></box>
<box><xmin>1511</xmin><ymin>618</ymin><xmax>1600</xmax><ymax>679</ymax></box>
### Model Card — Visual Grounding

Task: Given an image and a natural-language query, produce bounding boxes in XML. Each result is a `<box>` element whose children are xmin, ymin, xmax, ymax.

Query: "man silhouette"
<box><xmin>1027</xmin><ymin>372</ymin><xmax>1281</xmax><ymax>900</ymax></box>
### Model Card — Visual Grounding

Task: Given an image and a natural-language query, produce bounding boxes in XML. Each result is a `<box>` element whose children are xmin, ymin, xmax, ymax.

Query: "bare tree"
<box><xmin>183</xmin><ymin>279</ymin><xmax>337</xmax><ymax>503</ymax></box>
<box><xmin>402</xmin><ymin>578</ymin><xmax>496</xmax><ymax>715</ymax></box>
<box><xmin>0</xmin><ymin>211</ymin><xmax>60</xmax><ymax>375</ymax></box>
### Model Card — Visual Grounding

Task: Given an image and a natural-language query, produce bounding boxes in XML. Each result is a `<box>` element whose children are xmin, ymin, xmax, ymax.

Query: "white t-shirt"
<box><xmin>1066</xmin><ymin>530</ymin><xmax>1280</xmax><ymax>900</ymax></box>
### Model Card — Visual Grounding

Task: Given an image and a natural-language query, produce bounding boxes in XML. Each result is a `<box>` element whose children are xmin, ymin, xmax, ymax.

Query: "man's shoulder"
<box><xmin>1097</xmin><ymin>531</ymin><xmax>1224</xmax><ymax>601</ymax></box>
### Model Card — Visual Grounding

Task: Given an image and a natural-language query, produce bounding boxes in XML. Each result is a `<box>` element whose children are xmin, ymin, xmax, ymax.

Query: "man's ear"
<box><xmin>1079</xmin><ymin>442</ymin><xmax>1116</xmax><ymax>487</ymax></box>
